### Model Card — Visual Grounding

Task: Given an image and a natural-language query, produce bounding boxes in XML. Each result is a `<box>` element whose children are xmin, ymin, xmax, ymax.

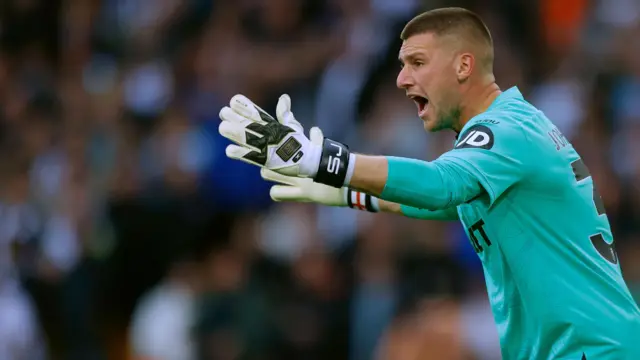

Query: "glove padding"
<box><xmin>260</xmin><ymin>126</ymin><xmax>347</xmax><ymax>206</ymax></box>
<box><xmin>218</xmin><ymin>94</ymin><xmax>321</xmax><ymax>178</ymax></box>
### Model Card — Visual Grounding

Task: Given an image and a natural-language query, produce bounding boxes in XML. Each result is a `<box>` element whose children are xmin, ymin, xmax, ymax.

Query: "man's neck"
<box><xmin>455</xmin><ymin>80</ymin><xmax>501</xmax><ymax>132</ymax></box>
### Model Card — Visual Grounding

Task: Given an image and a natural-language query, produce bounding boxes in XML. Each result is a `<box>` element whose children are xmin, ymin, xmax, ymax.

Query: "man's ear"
<box><xmin>456</xmin><ymin>53</ymin><xmax>474</xmax><ymax>83</ymax></box>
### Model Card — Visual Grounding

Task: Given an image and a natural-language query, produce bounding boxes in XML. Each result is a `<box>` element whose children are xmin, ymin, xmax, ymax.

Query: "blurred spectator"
<box><xmin>129</xmin><ymin>221</ymin><xmax>218</xmax><ymax>360</ymax></box>
<box><xmin>0</xmin><ymin>278</ymin><xmax>47</xmax><ymax>360</ymax></box>
<box><xmin>0</xmin><ymin>1</ymin><xmax>640</xmax><ymax>360</ymax></box>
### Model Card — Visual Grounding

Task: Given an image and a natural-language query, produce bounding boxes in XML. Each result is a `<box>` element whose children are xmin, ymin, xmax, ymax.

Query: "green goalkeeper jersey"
<box><xmin>386</xmin><ymin>87</ymin><xmax>640</xmax><ymax>359</ymax></box>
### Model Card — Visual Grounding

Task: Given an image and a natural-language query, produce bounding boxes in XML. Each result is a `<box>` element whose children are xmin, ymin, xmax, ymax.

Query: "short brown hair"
<box><xmin>401</xmin><ymin>7</ymin><xmax>492</xmax><ymax>45</ymax></box>
<box><xmin>400</xmin><ymin>8</ymin><xmax>493</xmax><ymax>70</ymax></box>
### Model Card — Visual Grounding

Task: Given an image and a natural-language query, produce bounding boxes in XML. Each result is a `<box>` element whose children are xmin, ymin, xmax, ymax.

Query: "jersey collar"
<box><xmin>454</xmin><ymin>86</ymin><xmax>522</xmax><ymax>141</ymax></box>
<box><xmin>487</xmin><ymin>86</ymin><xmax>522</xmax><ymax>111</ymax></box>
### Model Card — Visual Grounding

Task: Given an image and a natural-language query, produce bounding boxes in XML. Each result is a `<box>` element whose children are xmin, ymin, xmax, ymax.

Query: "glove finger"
<box><xmin>276</xmin><ymin>94</ymin><xmax>303</xmax><ymax>133</ymax></box>
<box><xmin>275</xmin><ymin>94</ymin><xmax>291</xmax><ymax>123</ymax></box>
<box><xmin>229</xmin><ymin>95</ymin><xmax>260</xmax><ymax>121</ymax></box>
<box><xmin>309</xmin><ymin>127</ymin><xmax>324</xmax><ymax>145</ymax></box>
<box><xmin>218</xmin><ymin>121</ymin><xmax>258</xmax><ymax>149</ymax></box>
<box><xmin>219</xmin><ymin>106</ymin><xmax>253</xmax><ymax>125</ymax></box>
<box><xmin>225</xmin><ymin>144</ymin><xmax>266</xmax><ymax>167</ymax></box>
<box><xmin>230</xmin><ymin>94</ymin><xmax>274</xmax><ymax>124</ymax></box>
<box><xmin>261</xmin><ymin>168</ymin><xmax>298</xmax><ymax>186</ymax></box>
<box><xmin>270</xmin><ymin>185</ymin><xmax>306</xmax><ymax>202</ymax></box>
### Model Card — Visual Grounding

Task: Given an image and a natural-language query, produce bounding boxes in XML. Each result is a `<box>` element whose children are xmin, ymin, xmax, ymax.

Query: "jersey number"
<box><xmin>571</xmin><ymin>159</ymin><xmax>618</xmax><ymax>265</ymax></box>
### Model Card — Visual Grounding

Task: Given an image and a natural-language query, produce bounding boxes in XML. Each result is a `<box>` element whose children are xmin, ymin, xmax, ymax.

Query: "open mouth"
<box><xmin>409</xmin><ymin>95</ymin><xmax>429</xmax><ymax>116</ymax></box>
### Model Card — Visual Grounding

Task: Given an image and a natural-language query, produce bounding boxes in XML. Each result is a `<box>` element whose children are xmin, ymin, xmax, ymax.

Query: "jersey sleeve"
<box><xmin>400</xmin><ymin>205</ymin><xmax>459</xmax><ymax>221</ymax></box>
<box><xmin>381</xmin><ymin>155</ymin><xmax>485</xmax><ymax>211</ymax></box>
<box><xmin>437</xmin><ymin>119</ymin><xmax>533</xmax><ymax>206</ymax></box>
<box><xmin>379</xmin><ymin>117</ymin><xmax>533</xmax><ymax>211</ymax></box>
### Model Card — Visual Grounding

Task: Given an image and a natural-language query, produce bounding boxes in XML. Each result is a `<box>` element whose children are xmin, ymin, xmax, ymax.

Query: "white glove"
<box><xmin>218</xmin><ymin>94</ymin><xmax>354</xmax><ymax>187</ymax></box>
<box><xmin>260</xmin><ymin>126</ymin><xmax>347</xmax><ymax>206</ymax></box>
<box><xmin>261</xmin><ymin>127</ymin><xmax>380</xmax><ymax>212</ymax></box>
<box><xmin>261</xmin><ymin>169</ymin><xmax>348</xmax><ymax>206</ymax></box>
<box><xmin>218</xmin><ymin>94</ymin><xmax>321</xmax><ymax>178</ymax></box>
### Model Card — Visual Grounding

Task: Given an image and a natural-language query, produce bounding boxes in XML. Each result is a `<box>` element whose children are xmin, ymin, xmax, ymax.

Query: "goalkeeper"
<box><xmin>218</xmin><ymin>7</ymin><xmax>640</xmax><ymax>360</ymax></box>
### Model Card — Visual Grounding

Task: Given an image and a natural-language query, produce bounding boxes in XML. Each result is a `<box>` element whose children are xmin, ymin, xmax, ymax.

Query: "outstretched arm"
<box><xmin>346</xmin><ymin>187</ymin><xmax>460</xmax><ymax>220</ymax></box>
<box><xmin>345</xmin><ymin>120</ymin><xmax>532</xmax><ymax>211</ymax></box>
<box><xmin>261</xmin><ymin>168</ymin><xmax>460</xmax><ymax>221</ymax></box>
<box><xmin>378</xmin><ymin>199</ymin><xmax>459</xmax><ymax>221</ymax></box>
<box><xmin>347</xmin><ymin>155</ymin><xmax>485</xmax><ymax>211</ymax></box>
<box><xmin>218</xmin><ymin>93</ymin><xmax>530</xmax><ymax>213</ymax></box>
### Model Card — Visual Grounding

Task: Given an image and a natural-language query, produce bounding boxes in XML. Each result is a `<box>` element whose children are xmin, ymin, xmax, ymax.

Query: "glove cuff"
<box><xmin>314</xmin><ymin>138</ymin><xmax>351</xmax><ymax>188</ymax></box>
<box><xmin>345</xmin><ymin>189</ymin><xmax>379</xmax><ymax>212</ymax></box>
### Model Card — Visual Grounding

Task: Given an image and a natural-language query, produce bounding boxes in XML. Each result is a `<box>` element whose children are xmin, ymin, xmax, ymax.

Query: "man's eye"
<box><xmin>414</xmin><ymin>61</ymin><xmax>424</xmax><ymax>67</ymax></box>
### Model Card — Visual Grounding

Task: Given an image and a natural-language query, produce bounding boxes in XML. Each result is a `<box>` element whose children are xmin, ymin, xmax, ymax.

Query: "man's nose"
<box><xmin>396</xmin><ymin>67</ymin><xmax>413</xmax><ymax>89</ymax></box>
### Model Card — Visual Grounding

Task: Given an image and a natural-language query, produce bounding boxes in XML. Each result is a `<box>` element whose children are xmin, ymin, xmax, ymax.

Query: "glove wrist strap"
<box><xmin>314</xmin><ymin>138</ymin><xmax>351</xmax><ymax>188</ymax></box>
<box><xmin>345</xmin><ymin>189</ymin><xmax>379</xmax><ymax>212</ymax></box>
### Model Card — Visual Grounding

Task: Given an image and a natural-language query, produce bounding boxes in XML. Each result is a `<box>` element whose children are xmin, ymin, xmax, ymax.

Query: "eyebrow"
<box><xmin>398</xmin><ymin>52</ymin><xmax>422</xmax><ymax>64</ymax></box>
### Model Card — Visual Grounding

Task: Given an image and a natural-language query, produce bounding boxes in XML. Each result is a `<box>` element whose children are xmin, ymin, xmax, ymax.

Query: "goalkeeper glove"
<box><xmin>260</xmin><ymin>127</ymin><xmax>379</xmax><ymax>212</ymax></box>
<box><xmin>262</xmin><ymin>169</ymin><xmax>380</xmax><ymax>212</ymax></box>
<box><xmin>218</xmin><ymin>94</ymin><xmax>353</xmax><ymax>188</ymax></box>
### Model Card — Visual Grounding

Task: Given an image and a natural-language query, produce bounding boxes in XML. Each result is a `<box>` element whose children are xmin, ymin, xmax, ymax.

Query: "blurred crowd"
<box><xmin>1</xmin><ymin>0</ymin><xmax>640</xmax><ymax>359</ymax></box>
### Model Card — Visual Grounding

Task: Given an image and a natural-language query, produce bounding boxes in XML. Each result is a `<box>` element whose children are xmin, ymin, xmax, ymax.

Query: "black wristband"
<box><xmin>314</xmin><ymin>138</ymin><xmax>350</xmax><ymax>188</ymax></box>
<box><xmin>346</xmin><ymin>189</ymin><xmax>378</xmax><ymax>212</ymax></box>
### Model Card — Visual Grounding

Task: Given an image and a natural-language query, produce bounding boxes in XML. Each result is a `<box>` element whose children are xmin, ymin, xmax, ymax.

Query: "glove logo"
<box><xmin>455</xmin><ymin>124</ymin><xmax>494</xmax><ymax>149</ymax></box>
<box><xmin>292</xmin><ymin>151</ymin><xmax>303</xmax><ymax>163</ymax></box>
<box><xmin>276</xmin><ymin>137</ymin><xmax>302</xmax><ymax>162</ymax></box>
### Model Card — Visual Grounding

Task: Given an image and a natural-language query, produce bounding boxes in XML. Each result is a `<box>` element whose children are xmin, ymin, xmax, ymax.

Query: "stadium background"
<box><xmin>1</xmin><ymin>0</ymin><xmax>640</xmax><ymax>359</ymax></box>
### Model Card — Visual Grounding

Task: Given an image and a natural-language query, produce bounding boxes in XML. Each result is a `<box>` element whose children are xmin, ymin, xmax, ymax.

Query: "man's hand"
<box><xmin>259</xmin><ymin>125</ymin><xmax>347</xmax><ymax>206</ymax></box>
<box><xmin>218</xmin><ymin>94</ymin><xmax>354</xmax><ymax>187</ymax></box>
<box><xmin>263</xmin><ymin>168</ymin><xmax>381</xmax><ymax>212</ymax></box>
<box><xmin>261</xmin><ymin>126</ymin><xmax>380</xmax><ymax>212</ymax></box>
<box><xmin>262</xmin><ymin>169</ymin><xmax>348</xmax><ymax>206</ymax></box>
<box><xmin>218</xmin><ymin>94</ymin><xmax>321</xmax><ymax>177</ymax></box>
